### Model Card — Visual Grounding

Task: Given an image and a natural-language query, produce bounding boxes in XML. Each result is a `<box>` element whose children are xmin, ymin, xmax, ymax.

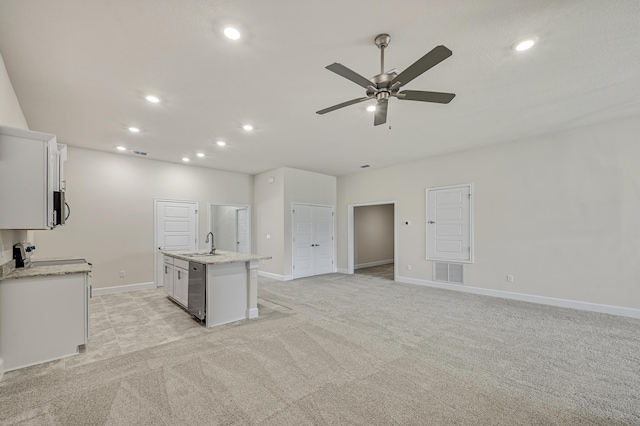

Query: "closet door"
<box><xmin>292</xmin><ymin>204</ymin><xmax>334</xmax><ymax>278</ymax></box>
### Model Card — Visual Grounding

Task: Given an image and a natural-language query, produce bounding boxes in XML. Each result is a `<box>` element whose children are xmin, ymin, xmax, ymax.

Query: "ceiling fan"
<box><xmin>316</xmin><ymin>34</ymin><xmax>456</xmax><ymax>126</ymax></box>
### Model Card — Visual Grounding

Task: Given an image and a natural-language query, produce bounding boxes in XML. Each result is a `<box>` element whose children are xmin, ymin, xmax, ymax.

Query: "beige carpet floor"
<box><xmin>1</xmin><ymin>273</ymin><xmax>639</xmax><ymax>425</ymax></box>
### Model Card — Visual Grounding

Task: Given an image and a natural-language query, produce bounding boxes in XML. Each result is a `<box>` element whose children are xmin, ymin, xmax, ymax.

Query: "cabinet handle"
<box><xmin>178</xmin><ymin>270</ymin><xmax>181</xmax><ymax>280</ymax></box>
<box><xmin>164</xmin><ymin>266</ymin><xmax>167</xmax><ymax>274</ymax></box>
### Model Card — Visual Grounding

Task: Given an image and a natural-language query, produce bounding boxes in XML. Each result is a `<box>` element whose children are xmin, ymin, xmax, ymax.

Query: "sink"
<box><xmin>29</xmin><ymin>258</ymin><xmax>87</xmax><ymax>267</ymax></box>
<box><xmin>183</xmin><ymin>253</ymin><xmax>219</xmax><ymax>258</ymax></box>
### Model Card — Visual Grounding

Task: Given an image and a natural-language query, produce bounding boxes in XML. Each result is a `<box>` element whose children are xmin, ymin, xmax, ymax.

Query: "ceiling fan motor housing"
<box><xmin>367</xmin><ymin>72</ymin><xmax>399</xmax><ymax>98</ymax></box>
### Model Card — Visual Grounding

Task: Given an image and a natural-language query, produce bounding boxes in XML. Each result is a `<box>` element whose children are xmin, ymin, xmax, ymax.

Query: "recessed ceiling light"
<box><xmin>224</xmin><ymin>27</ymin><xmax>241</xmax><ymax>40</ymax></box>
<box><xmin>216</xmin><ymin>141</ymin><xmax>226</xmax><ymax>146</ymax></box>
<box><xmin>514</xmin><ymin>38</ymin><xmax>536</xmax><ymax>52</ymax></box>
<box><xmin>128</xmin><ymin>127</ymin><xmax>140</xmax><ymax>133</ymax></box>
<box><xmin>116</xmin><ymin>146</ymin><xmax>127</xmax><ymax>151</ymax></box>
<box><xmin>366</xmin><ymin>105</ymin><xmax>376</xmax><ymax>112</ymax></box>
<box><xmin>196</xmin><ymin>152</ymin><xmax>205</xmax><ymax>158</ymax></box>
<box><xmin>182</xmin><ymin>157</ymin><xmax>190</xmax><ymax>162</ymax></box>
<box><xmin>242</xmin><ymin>124</ymin><xmax>253</xmax><ymax>131</ymax></box>
<box><xmin>145</xmin><ymin>95</ymin><xmax>160</xmax><ymax>103</ymax></box>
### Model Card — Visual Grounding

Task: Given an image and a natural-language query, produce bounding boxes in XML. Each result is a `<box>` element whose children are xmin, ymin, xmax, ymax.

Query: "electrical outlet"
<box><xmin>507</xmin><ymin>275</ymin><xmax>514</xmax><ymax>283</ymax></box>
<box><xmin>119</xmin><ymin>271</ymin><xmax>125</xmax><ymax>278</ymax></box>
<box><xmin>407</xmin><ymin>264</ymin><xmax>412</xmax><ymax>271</ymax></box>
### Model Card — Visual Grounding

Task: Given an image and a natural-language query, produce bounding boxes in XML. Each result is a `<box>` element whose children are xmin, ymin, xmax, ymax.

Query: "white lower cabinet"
<box><xmin>0</xmin><ymin>272</ymin><xmax>89</xmax><ymax>372</ymax></box>
<box><xmin>163</xmin><ymin>255</ymin><xmax>188</xmax><ymax>308</ymax></box>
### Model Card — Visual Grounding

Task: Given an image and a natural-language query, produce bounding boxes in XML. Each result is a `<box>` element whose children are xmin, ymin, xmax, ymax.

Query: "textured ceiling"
<box><xmin>1</xmin><ymin>0</ymin><xmax>639</xmax><ymax>176</ymax></box>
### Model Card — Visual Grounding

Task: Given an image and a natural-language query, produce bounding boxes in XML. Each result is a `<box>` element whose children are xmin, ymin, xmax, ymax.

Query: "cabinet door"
<box><xmin>174</xmin><ymin>267</ymin><xmax>189</xmax><ymax>307</ymax></box>
<box><xmin>163</xmin><ymin>263</ymin><xmax>174</xmax><ymax>297</ymax></box>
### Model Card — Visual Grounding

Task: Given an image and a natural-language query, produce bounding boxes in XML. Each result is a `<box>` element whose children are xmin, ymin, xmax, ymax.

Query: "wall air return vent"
<box><xmin>433</xmin><ymin>262</ymin><xmax>464</xmax><ymax>285</ymax></box>
<box><xmin>132</xmin><ymin>150</ymin><xmax>148</xmax><ymax>156</ymax></box>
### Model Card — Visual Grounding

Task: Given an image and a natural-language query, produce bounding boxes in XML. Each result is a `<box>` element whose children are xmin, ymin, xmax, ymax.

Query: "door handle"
<box><xmin>158</xmin><ymin>246</ymin><xmax>166</xmax><ymax>250</ymax></box>
<box><xmin>428</xmin><ymin>221</ymin><xmax>436</xmax><ymax>224</ymax></box>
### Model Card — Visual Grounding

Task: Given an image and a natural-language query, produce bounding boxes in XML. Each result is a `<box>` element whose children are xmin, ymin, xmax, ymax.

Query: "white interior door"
<box><xmin>293</xmin><ymin>205</ymin><xmax>314</xmax><ymax>279</ymax></box>
<box><xmin>293</xmin><ymin>204</ymin><xmax>334</xmax><ymax>279</ymax></box>
<box><xmin>426</xmin><ymin>185</ymin><xmax>472</xmax><ymax>262</ymax></box>
<box><xmin>236</xmin><ymin>208</ymin><xmax>249</xmax><ymax>253</ymax></box>
<box><xmin>155</xmin><ymin>200</ymin><xmax>198</xmax><ymax>287</ymax></box>
<box><xmin>313</xmin><ymin>206</ymin><xmax>334</xmax><ymax>275</ymax></box>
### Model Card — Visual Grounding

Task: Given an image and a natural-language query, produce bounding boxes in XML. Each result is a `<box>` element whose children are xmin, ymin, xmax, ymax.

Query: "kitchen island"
<box><xmin>162</xmin><ymin>250</ymin><xmax>270</xmax><ymax>328</ymax></box>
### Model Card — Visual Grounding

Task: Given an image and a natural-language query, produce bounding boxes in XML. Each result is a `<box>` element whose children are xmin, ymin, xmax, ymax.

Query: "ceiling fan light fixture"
<box><xmin>224</xmin><ymin>27</ymin><xmax>241</xmax><ymax>40</ymax></box>
<box><xmin>514</xmin><ymin>38</ymin><xmax>537</xmax><ymax>52</ymax></box>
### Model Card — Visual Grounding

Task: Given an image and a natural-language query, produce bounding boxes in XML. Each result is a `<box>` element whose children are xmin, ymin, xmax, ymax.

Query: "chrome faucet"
<box><xmin>205</xmin><ymin>232</ymin><xmax>216</xmax><ymax>254</ymax></box>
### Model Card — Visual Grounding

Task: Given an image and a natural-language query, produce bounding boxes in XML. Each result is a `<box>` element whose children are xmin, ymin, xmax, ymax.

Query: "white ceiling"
<box><xmin>1</xmin><ymin>0</ymin><xmax>639</xmax><ymax>176</ymax></box>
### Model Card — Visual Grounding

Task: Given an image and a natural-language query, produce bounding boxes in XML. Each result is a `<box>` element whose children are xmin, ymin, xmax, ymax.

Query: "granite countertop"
<box><xmin>0</xmin><ymin>258</ymin><xmax>92</xmax><ymax>281</ymax></box>
<box><xmin>163</xmin><ymin>249</ymin><xmax>271</xmax><ymax>265</ymax></box>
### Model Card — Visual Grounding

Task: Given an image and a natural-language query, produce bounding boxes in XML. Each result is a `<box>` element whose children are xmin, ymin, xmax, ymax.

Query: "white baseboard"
<box><xmin>258</xmin><ymin>271</ymin><xmax>293</xmax><ymax>281</ymax></box>
<box><xmin>395</xmin><ymin>276</ymin><xmax>640</xmax><ymax>319</ymax></box>
<box><xmin>247</xmin><ymin>307</ymin><xmax>259</xmax><ymax>319</ymax></box>
<box><xmin>0</xmin><ymin>357</ymin><xmax>4</xmax><ymax>382</ymax></box>
<box><xmin>355</xmin><ymin>259</ymin><xmax>394</xmax><ymax>270</ymax></box>
<box><xmin>337</xmin><ymin>268</ymin><xmax>349</xmax><ymax>274</ymax></box>
<box><xmin>92</xmin><ymin>282</ymin><xmax>156</xmax><ymax>296</ymax></box>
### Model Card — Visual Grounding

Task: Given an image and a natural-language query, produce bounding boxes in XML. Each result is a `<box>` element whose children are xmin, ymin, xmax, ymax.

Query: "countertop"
<box><xmin>0</xmin><ymin>258</ymin><xmax>92</xmax><ymax>281</ymax></box>
<box><xmin>162</xmin><ymin>249</ymin><xmax>271</xmax><ymax>265</ymax></box>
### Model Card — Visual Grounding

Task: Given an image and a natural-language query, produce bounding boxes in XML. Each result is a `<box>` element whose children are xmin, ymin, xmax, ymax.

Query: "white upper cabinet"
<box><xmin>0</xmin><ymin>125</ymin><xmax>66</xmax><ymax>230</ymax></box>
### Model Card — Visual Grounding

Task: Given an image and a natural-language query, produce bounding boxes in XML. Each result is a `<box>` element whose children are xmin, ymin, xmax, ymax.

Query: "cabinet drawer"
<box><xmin>174</xmin><ymin>258</ymin><xmax>189</xmax><ymax>270</ymax></box>
<box><xmin>163</xmin><ymin>255</ymin><xmax>174</xmax><ymax>266</ymax></box>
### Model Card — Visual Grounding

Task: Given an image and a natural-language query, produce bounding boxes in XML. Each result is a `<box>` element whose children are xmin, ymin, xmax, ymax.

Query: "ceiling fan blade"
<box><xmin>397</xmin><ymin>90</ymin><xmax>456</xmax><ymax>104</ymax></box>
<box><xmin>374</xmin><ymin>99</ymin><xmax>388</xmax><ymax>126</ymax></box>
<box><xmin>391</xmin><ymin>45</ymin><xmax>452</xmax><ymax>88</ymax></box>
<box><xmin>326</xmin><ymin>63</ymin><xmax>374</xmax><ymax>89</ymax></box>
<box><xmin>316</xmin><ymin>97</ymin><xmax>372</xmax><ymax>115</ymax></box>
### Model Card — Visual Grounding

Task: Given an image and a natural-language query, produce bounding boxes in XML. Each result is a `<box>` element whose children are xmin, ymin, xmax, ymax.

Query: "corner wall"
<box><xmin>0</xmin><ymin>50</ymin><xmax>30</xmax><ymax>380</ymax></box>
<box><xmin>337</xmin><ymin>115</ymin><xmax>640</xmax><ymax>311</ymax></box>
<box><xmin>253</xmin><ymin>168</ymin><xmax>285</xmax><ymax>276</ymax></box>
<box><xmin>0</xmin><ymin>51</ymin><xmax>29</xmax><ymax>261</ymax></box>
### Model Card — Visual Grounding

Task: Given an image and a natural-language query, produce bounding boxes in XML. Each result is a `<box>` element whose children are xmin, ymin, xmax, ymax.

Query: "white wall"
<box><xmin>253</xmin><ymin>168</ymin><xmax>285</xmax><ymax>276</ymax></box>
<box><xmin>210</xmin><ymin>205</ymin><xmax>238</xmax><ymax>251</ymax></box>
<box><xmin>337</xmin><ymin>115</ymin><xmax>640</xmax><ymax>310</ymax></box>
<box><xmin>354</xmin><ymin>204</ymin><xmax>394</xmax><ymax>268</ymax></box>
<box><xmin>33</xmin><ymin>146</ymin><xmax>253</xmax><ymax>289</ymax></box>
<box><xmin>0</xmin><ymin>51</ymin><xmax>30</xmax><ymax>262</ymax></box>
<box><xmin>253</xmin><ymin>167</ymin><xmax>336</xmax><ymax>278</ymax></box>
<box><xmin>0</xmin><ymin>50</ymin><xmax>30</xmax><ymax>378</ymax></box>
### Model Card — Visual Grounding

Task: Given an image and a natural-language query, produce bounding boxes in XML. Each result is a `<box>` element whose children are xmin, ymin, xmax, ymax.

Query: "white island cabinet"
<box><xmin>163</xmin><ymin>255</ymin><xmax>189</xmax><ymax>307</ymax></box>
<box><xmin>0</xmin><ymin>268</ymin><xmax>90</xmax><ymax>372</ymax></box>
<box><xmin>162</xmin><ymin>250</ymin><xmax>270</xmax><ymax>327</ymax></box>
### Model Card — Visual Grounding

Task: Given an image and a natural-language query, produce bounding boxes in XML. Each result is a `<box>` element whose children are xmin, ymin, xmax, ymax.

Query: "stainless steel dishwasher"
<box><xmin>187</xmin><ymin>261</ymin><xmax>206</xmax><ymax>322</ymax></box>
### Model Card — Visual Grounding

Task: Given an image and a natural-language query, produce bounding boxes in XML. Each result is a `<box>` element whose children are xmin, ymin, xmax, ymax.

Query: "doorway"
<box><xmin>154</xmin><ymin>199</ymin><xmax>199</xmax><ymax>288</ymax></box>
<box><xmin>208</xmin><ymin>203</ymin><xmax>251</xmax><ymax>253</ymax></box>
<box><xmin>347</xmin><ymin>201</ymin><xmax>397</xmax><ymax>281</ymax></box>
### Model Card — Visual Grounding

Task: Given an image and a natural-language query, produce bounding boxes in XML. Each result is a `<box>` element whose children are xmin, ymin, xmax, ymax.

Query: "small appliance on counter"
<box><xmin>13</xmin><ymin>242</ymin><xmax>36</xmax><ymax>268</ymax></box>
